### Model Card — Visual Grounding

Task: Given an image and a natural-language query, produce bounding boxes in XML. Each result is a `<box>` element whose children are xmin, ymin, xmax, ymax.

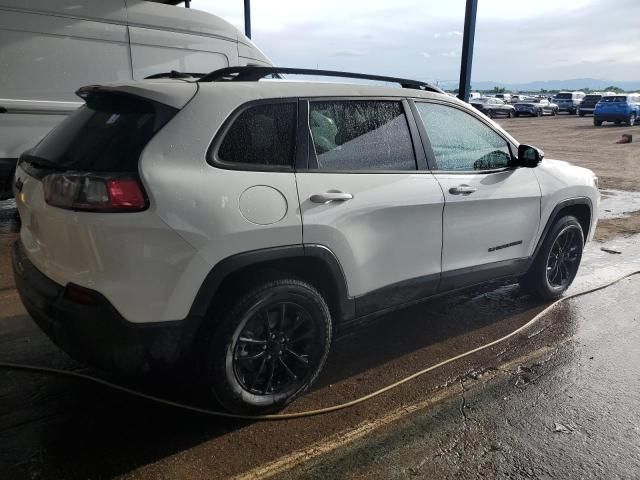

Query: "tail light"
<box><xmin>43</xmin><ymin>173</ymin><xmax>147</xmax><ymax>212</ymax></box>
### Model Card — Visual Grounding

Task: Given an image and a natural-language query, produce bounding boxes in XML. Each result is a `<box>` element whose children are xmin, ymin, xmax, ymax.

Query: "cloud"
<box><xmin>332</xmin><ymin>49</ymin><xmax>369</xmax><ymax>57</ymax></box>
<box><xmin>434</xmin><ymin>31</ymin><xmax>463</xmax><ymax>39</ymax></box>
<box><xmin>194</xmin><ymin>0</ymin><xmax>640</xmax><ymax>83</ymax></box>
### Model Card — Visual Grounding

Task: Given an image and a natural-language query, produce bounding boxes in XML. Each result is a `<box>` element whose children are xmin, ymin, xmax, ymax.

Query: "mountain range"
<box><xmin>439</xmin><ymin>78</ymin><xmax>640</xmax><ymax>92</ymax></box>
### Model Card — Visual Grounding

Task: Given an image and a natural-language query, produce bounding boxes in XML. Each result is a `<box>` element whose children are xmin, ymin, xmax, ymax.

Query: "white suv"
<box><xmin>11</xmin><ymin>67</ymin><xmax>599</xmax><ymax>413</ymax></box>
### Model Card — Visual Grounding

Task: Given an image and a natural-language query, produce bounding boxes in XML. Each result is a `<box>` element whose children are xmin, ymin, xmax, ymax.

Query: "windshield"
<box><xmin>555</xmin><ymin>93</ymin><xmax>573</xmax><ymax>99</ymax></box>
<box><xmin>600</xmin><ymin>96</ymin><xmax>627</xmax><ymax>103</ymax></box>
<box><xmin>584</xmin><ymin>95</ymin><xmax>602</xmax><ymax>101</ymax></box>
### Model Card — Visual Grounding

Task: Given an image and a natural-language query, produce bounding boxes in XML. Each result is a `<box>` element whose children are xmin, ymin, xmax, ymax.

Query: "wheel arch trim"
<box><xmin>530</xmin><ymin>197</ymin><xmax>593</xmax><ymax>264</ymax></box>
<box><xmin>189</xmin><ymin>244</ymin><xmax>355</xmax><ymax>321</ymax></box>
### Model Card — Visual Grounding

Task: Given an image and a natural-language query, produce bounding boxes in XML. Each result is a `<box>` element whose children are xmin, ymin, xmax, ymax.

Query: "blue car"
<box><xmin>594</xmin><ymin>94</ymin><xmax>640</xmax><ymax>126</ymax></box>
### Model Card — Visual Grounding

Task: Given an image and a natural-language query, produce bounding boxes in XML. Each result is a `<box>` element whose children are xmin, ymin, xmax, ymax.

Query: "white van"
<box><xmin>0</xmin><ymin>0</ymin><xmax>272</xmax><ymax>199</ymax></box>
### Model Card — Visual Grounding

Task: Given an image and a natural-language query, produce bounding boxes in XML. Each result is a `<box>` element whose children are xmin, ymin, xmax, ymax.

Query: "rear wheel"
<box><xmin>579</xmin><ymin>111</ymin><xmax>585</xmax><ymax>117</ymax></box>
<box><xmin>519</xmin><ymin>216</ymin><xmax>584</xmax><ymax>300</ymax></box>
<box><xmin>537</xmin><ymin>109</ymin><xmax>543</xmax><ymax>117</ymax></box>
<box><xmin>507</xmin><ymin>110</ymin><xmax>514</xmax><ymax>118</ymax></box>
<box><xmin>486</xmin><ymin>110</ymin><xmax>495</xmax><ymax>119</ymax></box>
<box><xmin>594</xmin><ymin>118</ymin><xmax>602</xmax><ymax>126</ymax></box>
<box><xmin>203</xmin><ymin>277</ymin><xmax>332</xmax><ymax>414</ymax></box>
<box><xmin>515</xmin><ymin>113</ymin><xmax>520</xmax><ymax>118</ymax></box>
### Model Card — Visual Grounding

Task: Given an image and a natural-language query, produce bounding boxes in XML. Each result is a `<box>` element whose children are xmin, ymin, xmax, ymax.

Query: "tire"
<box><xmin>487</xmin><ymin>110</ymin><xmax>494</xmax><ymax>119</ymax></box>
<box><xmin>507</xmin><ymin>110</ymin><xmax>513</xmax><ymax>118</ymax></box>
<box><xmin>552</xmin><ymin>109</ymin><xmax>557</xmax><ymax>116</ymax></box>
<box><xmin>594</xmin><ymin>118</ymin><xmax>602</xmax><ymax>126</ymax></box>
<box><xmin>515</xmin><ymin>113</ymin><xmax>520</xmax><ymax>118</ymax></box>
<box><xmin>519</xmin><ymin>215</ymin><xmax>584</xmax><ymax>300</ymax></box>
<box><xmin>203</xmin><ymin>277</ymin><xmax>332</xmax><ymax>414</ymax></box>
<box><xmin>579</xmin><ymin>111</ymin><xmax>585</xmax><ymax>117</ymax></box>
<box><xmin>628</xmin><ymin>113</ymin><xmax>636</xmax><ymax>126</ymax></box>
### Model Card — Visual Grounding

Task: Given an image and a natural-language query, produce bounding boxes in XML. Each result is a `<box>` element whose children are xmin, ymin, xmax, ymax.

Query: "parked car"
<box><xmin>514</xmin><ymin>99</ymin><xmax>559</xmax><ymax>117</ymax></box>
<box><xmin>553</xmin><ymin>91</ymin><xmax>586</xmax><ymax>114</ymax></box>
<box><xmin>0</xmin><ymin>0</ymin><xmax>272</xmax><ymax>200</ymax></box>
<box><xmin>470</xmin><ymin>97</ymin><xmax>516</xmax><ymax>118</ymax></box>
<box><xmin>510</xmin><ymin>95</ymin><xmax>526</xmax><ymax>104</ymax></box>
<box><xmin>578</xmin><ymin>94</ymin><xmax>605</xmax><ymax>116</ymax></box>
<box><xmin>11</xmin><ymin>66</ymin><xmax>599</xmax><ymax>414</ymax></box>
<box><xmin>594</xmin><ymin>94</ymin><xmax>640</xmax><ymax>126</ymax></box>
<box><xmin>495</xmin><ymin>93</ymin><xmax>512</xmax><ymax>103</ymax></box>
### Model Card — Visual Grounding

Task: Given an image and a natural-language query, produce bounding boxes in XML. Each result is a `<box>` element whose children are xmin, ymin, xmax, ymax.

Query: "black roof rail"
<box><xmin>145</xmin><ymin>70</ymin><xmax>205</xmax><ymax>80</ymax></box>
<box><xmin>198</xmin><ymin>66</ymin><xmax>444</xmax><ymax>93</ymax></box>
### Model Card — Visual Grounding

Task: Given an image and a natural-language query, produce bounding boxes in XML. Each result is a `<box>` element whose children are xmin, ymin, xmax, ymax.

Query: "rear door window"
<box><xmin>215</xmin><ymin>102</ymin><xmax>297</xmax><ymax>168</ymax></box>
<box><xmin>25</xmin><ymin>92</ymin><xmax>177</xmax><ymax>173</ymax></box>
<box><xmin>309</xmin><ymin>100</ymin><xmax>416</xmax><ymax>171</ymax></box>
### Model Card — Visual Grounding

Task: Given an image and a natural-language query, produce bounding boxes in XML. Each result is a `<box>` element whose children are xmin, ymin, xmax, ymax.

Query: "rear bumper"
<box><xmin>594</xmin><ymin>113</ymin><xmax>631</xmax><ymax>122</ymax></box>
<box><xmin>0</xmin><ymin>158</ymin><xmax>17</xmax><ymax>200</ymax></box>
<box><xmin>12</xmin><ymin>240</ymin><xmax>201</xmax><ymax>374</ymax></box>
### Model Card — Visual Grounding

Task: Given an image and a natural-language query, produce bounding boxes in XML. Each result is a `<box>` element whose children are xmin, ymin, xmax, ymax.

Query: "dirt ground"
<box><xmin>498</xmin><ymin>115</ymin><xmax>640</xmax><ymax>241</ymax></box>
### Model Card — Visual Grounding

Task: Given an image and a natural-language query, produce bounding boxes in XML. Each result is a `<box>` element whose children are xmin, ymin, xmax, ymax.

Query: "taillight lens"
<box><xmin>43</xmin><ymin>173</ymin><xmax>147</xmax><ymax>212</ymax></box>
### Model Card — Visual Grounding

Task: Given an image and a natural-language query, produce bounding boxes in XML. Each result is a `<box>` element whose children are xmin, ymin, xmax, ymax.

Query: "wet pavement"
<box><xmin>0</xmin><ymin>199</ymin><xmax>19</xmax><ymax>234</ymax></box>
<box><xmin>279</xmin><ymin>275</ymin><xmax>640</xmax><ymax>479</ymax></box>
<box><xmin>1</xmin><ymin>232</ymin><xmax>640</xmax><ymax>479</ymax></box>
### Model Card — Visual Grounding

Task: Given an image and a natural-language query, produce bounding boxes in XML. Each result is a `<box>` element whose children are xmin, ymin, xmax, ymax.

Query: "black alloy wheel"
<box><xmin>545</xmin><ymin>225</ymin><xmax>583</xmax><ymax>289</ymax></box>
<box><xmin>519</xmin><ymin>215</ymin><xmax>584</xmax><ymax>300</ymax></box>
<box><xmin>232</xmin><ymin>301</ymin><xmax>318</xmax><ymax>396</ymax></box>
<box><xmin>204</xmin><ymin>277</ymin><xmax>332</xmax><ymax>414</ymax></box>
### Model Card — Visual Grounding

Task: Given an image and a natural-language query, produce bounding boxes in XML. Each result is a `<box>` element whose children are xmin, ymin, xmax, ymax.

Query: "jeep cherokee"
<box><xmin>12</xmin><ymin>67</ymin><xmax>600</xmax><ymax>414</ymax></box>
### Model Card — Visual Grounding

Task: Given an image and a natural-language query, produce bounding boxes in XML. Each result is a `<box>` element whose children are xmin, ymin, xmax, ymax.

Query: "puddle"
<box><xmin>570</xmin><ymin>233</ymin><xmax>640</xmax><ymax>293</ymax></box>
<box><xmin>599</xmin><ymin>189</ymin><xmax>640</xmax><ymax>219</ymax></box>
<box><xmin>0</xmin><ymin>199</ymin><xmax>19</xmax><ymax>234</ymax></box>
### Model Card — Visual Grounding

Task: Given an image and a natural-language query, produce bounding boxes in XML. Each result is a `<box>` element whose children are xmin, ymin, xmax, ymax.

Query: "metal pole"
<box><xmin>457</xmin><ymin>0</ymin><xmax>478</xmax><ymax>102</ymax></box>
<box><xmin>244</xmin><ymin>0</ymin><xmax>251</xmax><ymax>38</ymax></box>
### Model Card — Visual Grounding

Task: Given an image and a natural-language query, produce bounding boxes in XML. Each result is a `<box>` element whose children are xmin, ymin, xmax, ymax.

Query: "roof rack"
<box><xmin>198</xmin><ymin>66</ymin><xmax>444</xmax><ymax>93</ymax></box>
<box><xmin>145</xmin><ymin>70</ymin><xmax>205</xmax><ymax>80</ymax></box>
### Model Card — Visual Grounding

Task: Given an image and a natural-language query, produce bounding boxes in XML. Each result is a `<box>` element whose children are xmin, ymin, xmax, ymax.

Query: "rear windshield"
<box><xmin>555</xmin><ymin>93</ymin><xmax>573</xmax><ymax>99</ymax></box>
<box><xmin>584</xmin><ymin>95</ymin><xmax>602</xmax><ymax>101</ymax></box>
<box><xmin>600</xmin><ymin>96</ymin><xmax>627</xmax><ymax>103</ymax></box>
<box><xmin>24</xmin><ymin>92</ymin><xmax>177</xmax><ymax>173</ymax></box>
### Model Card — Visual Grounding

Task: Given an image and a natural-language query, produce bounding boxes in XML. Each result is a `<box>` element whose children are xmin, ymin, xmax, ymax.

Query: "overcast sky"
<box><xmin>195</xmin><ymin>0</ymin><xmax>639</xmax><ymax>85</ymax></box>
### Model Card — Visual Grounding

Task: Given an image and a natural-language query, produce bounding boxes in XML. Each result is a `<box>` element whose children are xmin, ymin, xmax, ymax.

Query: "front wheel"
<box><xmin>628</xmin><ymin>113</ymin><xmax>636</xmax><ymax>126</ymax></box>
<box><xmin>594</xmin><ymin>118</ymin><xmax>602</xmax><ymax>126</ymax></box>
<box><xmin>203</xmin><ymin>277</ymin><xmax>332</xmax><ymax>414</ymax></box>
<box><xmin>519</xmin><ymin>216</ymin><xmax>584</xmax><ymax>300</ymax></box>
<box><xmin>486</xmin><ymin>110</ymin><xmax>495</xmax><ymax>119</ymax></box>
<box><xmin>507</xmin><ymin>110</ymin><xmax>514</xmax><ymax>118</ymax></box>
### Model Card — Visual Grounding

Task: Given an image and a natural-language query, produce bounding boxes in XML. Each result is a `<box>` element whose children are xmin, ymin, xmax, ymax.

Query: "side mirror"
<box><xmin>516</xmin><ymin>144</ymin><xmax>544</xmax><ymax>168</ymax></box>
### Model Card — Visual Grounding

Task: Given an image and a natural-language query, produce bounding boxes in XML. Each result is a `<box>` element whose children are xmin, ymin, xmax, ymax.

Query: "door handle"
<box><xmin>449</xmin><ymin>185</ymin><xmax>477</xmax><ymax>195</ymax></box>
<box><xmin>310</xmin><ymin>192</ymin><xmax>354</xmax><ymax>203</ymax></box>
